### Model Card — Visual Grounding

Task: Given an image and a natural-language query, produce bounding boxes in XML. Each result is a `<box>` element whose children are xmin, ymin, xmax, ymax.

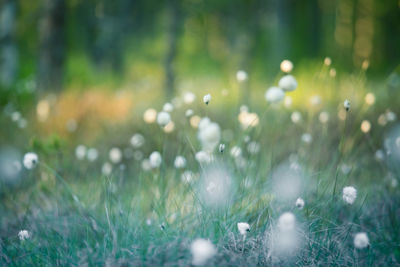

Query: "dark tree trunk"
<box><xmin>164</xmin><ymin>0</ymin><xmax>181</xmax><ymax>99</ymax></box>
<box><xmin>0</xmin><ymin>0</ymin><xmax>18</xmax><ymax>88</ymax></box>
<box><xmin>37</xmin><ymin>0</ymin><xmax>66</xmax><ymax>91</ymax></box>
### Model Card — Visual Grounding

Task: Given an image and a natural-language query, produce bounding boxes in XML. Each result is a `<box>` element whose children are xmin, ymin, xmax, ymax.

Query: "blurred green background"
<box><xmin>1</xmin><ymin>0</ymin><xmax>399</xmax><ymax>95</ymax></box>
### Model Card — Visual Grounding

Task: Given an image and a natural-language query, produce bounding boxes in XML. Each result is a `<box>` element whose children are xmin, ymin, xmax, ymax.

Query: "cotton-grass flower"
<box><xmin>197</xmin><ymin>118</ymin><xmax>221</xmax><ymax>152</ymax></box>
<box><xmin>324</xmin><ymin>57</ymin><xmax>332</xmax><ymax>66</ymax></box>
<box><xmin>247</xmin><ymin>141</ymin><xmax>260</xmax><ymax>154</ymax></box>
<box><xmin>157</xmin><ymin>111</ymin><xmax>171</xmax><ymax>127</ymax></box>
<box><xmin>101</xmin><ymin>162</ymin><xmax>112</xmax><ymax>175</ymax></box>
<box><xmin>23</xmin><ymin>152</ymin><xmax>38</xmax><ymax>170</ymax></box>
<box><xmin>75</xmin><ymin>145</ymin><xmax>86</xmax><ymax>160</ymax></box>
<box><xmin>190</xmin><ymin>238</ymin><xmax>217</xmax><ymax>266</ymax></box>
<box><xmin>236</xmin><ymin>70</ymin><xmax>248</xmax><ymax>82</ymax></box>
<box><xmin>163</xmin><ymin>102</ymin><xmax>174</xmax><ymax>112</ymax></box>
<box><xmin>319</xmin><ymin>111</ymin><xmax>329</xmax><ymax>123</ymax></box>
<box><xmin>149</xmin><ymin>151</ymin><xmax>162</xmax><ymax>168</ymax></box>
<box><xmin>203</xmin><ymin>94</ymin><xmax>211</xmax><ymax>105</ymax></box>
<box><xmin>143</xmin><ymin>108</ymin><xmax>157</xmax><ymax>124</ymax></box>
<box><xmin>354</xmin><ymin>232</ymin><xmax>369</xmax><ymax>249</ymax></box>
<box><xmin>280</xmin><ymin>59</ymin><xmax>293</xmax><ymax>73</ymax></box>
<box><xmin>195</xmin><ymin>151</ymin><xmax>212</xmax><ymax>164</ymax></box>
<box><xmin>342</xmin><ymin>186</ymin><xmax>357</xmax><ymax>204</ymax></box>
<box><xmin>295</xmin><ymin>198</ymin><xmax>305</xmax><ymax>209</ymax></box>
<box><xmin>361</xmin><ymin>120</ymin><xmax>371</xmax><ymax>133</ymax></box>
<box><xmin>291</xmin><ymin>111</ymin><xmax>302</xmax><ymax>123</ymax></box>
<box><xmin>130</xmin><ymin>134</ymin><xmax>145</xmax><ymax>148</ymax></box>
<box><xmin>365</xmin><ymin>93</ymin><xmax>375</xmax><ymax>105</ymax></box>
<box><xmin>183</xmin><ymin>91</ymin><xmax>196</xmax><ymax>104</ymax></box>
<box><xmin>87</xmin><ymin>148</ymin><xmax>98</xmax><ymax>162</ymax></box>
<box><xmin>237</xmin><ymin>222</ymin><xmax>250</xmax><ymax>235</ymax></box>
<box><xmin>219</xmin><ymin>144</ymin><xmax>225</xmax><ymax>153</ymax></box>
<box><xmin>278</xmin><ymin>75</ymin><xmax>297</xmax><ymax>92</ymax></box>
<box><xmin>174</xmin><ymin>156</ymin><xmax>186</xmax><ymax>169</ymax></box>
<box><xmin>109</xmin><ymin>147</ymin><xmax>122</xmax><ymax>164</ymax></box>
<box><xmin>301</xmin><ymin>133</ymin><xmax>312</xmax><ymax>144</ymax></box>
<box><xmin>18</xmin><ymin>230</ymin><xmax>30</xmax><ymax>241</ymax></box>
<box><xmin>185</xmin><ymin>109</ymin><xmax>194</xmax><ymax>117</ymax></box>
<box><xmin>278</xmin><ymin>212</ymin><xmax>296</xmax><ymax>232</ymax></box>
<box><xmin>265</xmin><ymin>87</ymin><xmax>285</xmax><ymax>103</ymax></box>
<box><xmin>344</xmin><ymin>99</ymin><xmax>350</xmax><ymax>111</ymax></box>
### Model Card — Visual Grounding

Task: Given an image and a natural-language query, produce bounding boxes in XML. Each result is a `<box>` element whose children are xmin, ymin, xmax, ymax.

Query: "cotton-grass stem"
<box><xmin>332</xmin><ymin>109</ymin><xmax>349</xmax><ymax>200</ymax></box>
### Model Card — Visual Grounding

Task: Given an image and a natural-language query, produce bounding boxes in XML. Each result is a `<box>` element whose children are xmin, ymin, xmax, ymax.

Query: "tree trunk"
<box><xmin>37</xmin><ymin>0</ymin><xmax>66</xmax><ymax>91</ymax></box>
<box><xmin>0</xmin><ymin>0</ymin><xmax>18</xmax><ymax>88</ymax></box>
<box><xmin>164</xmin><ymin>0</ymin><xmax>181</xmax><ymax>99</ymax></box>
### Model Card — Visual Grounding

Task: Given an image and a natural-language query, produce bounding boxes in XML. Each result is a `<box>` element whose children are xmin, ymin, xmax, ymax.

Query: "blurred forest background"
<box><xmin>1</xmin><ymin>0</ymin><xmax>399</xmax><ymax>95</ymax></box>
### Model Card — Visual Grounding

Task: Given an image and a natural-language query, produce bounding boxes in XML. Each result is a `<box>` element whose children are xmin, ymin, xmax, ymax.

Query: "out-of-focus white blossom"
<box><xmin>174</xmin><ymin>156</ymin><xmax>186</xmax><ymax>169</ymax></box>
<box><xmin>280</xmin><ymin>60</ymin><xmax>293</xmax><ymax>73</ymax></box>
<box><xmin>143</xmin><ymin>108</ymin><xmax>157</xmax><ymax>124</ymax></box>
<box><xmin>236</xmin><ymin>70</ymin><xmax>248</xmax><ymax>82</ymax></box>
<box><xmin>195</xmin><ymin>151</ymin><xmax>212</xmax><ymax>164</ymax></box>
<box><xmin>75</xmin><ymin>145</ymin><xmax>86</xmax><ymax>160</ymax></box>
<box><xmin>343</xmin><ymin>186</ymin><xmax>357</xmax><ymax>204</ymax></box>
<box><xmin>265</xmin><ymin>87</ymin><xmax>285</xmax><ymax>103</ymax></box>
<box><xmin>197</xmin><ymin>118</ymin><xmax>221</xmax><ymax>152</ymax></box>
<box><xmin>237</xmin><ymin>222</ymin><xmax>250</xmax><ymax>235</ymax></box>
<box><xmin>130</xmin><ymin>134</ymin><xmax>145</xmax><ymax>148</ymax></box>
<box><xmin>87</xmin><ymin>148</ymin><xmax>98</xmax><ymax>162</ymax></box>
<box><xmin>301</xmin><ymin>133</ymin><xmax>312</xmax><ymax>144</ymax></box>
<box><xmin>18</xmin><ymin>230</ymin><xmax>30</xmax><ymax>241</ymax></box>
<box><xmin>185</xmin><ymin>109</ymin><xmax>194</xmax><ymax>117</ymax></box>
<box><xmin>183</xmin><ymin>91</ymin><xmax>196</xmax><ymax>104</ymax></box>
<box><xmin>319</xmin><ymin>111</ymin><xmax>329</xmax><ymax>123</ymax></box>
<box><xmin>230</xmin><ymin>146</ymin><xmax>242</xmax><ymax>158</ymax></box>
<box><xmin>149</xmin><ymin>151</ymin><xmax>162</xmax><ymax>168</ymax></box>
<box><xmin>157</xmin><ymin>111</ymin><xmax>171</xmax><ymax>127</ymax></box>
<box><xmin>102</xmin><ymin>162</ymin><xmax>112</xmax><ymax>176</ymax></box>
<box><xmin>23</xmin><ymin>152</ymin><xmax>38</xmax><ymax>170</ymax></box>
<box><xmin>203</xmin><ymin>94</ymin><xmax>211</xmax><ymax>105</ymax></box>
<box><xmin>247</xmin><ymin>141</ymin><xmax>260</xmax><ymax>154</ymax></box>
<box><xmin>291</xmin><ymin>111</ymin><xmax>302</xmax><ymax>123</ymax></box>
<box><xmin>109</xmin><ymin>147</ymin><xmax>122</xmax><ymax>164</ymax></box>
<box><xmin>344</xmin><ymin>99</ymin><xmax>350</xmax><ymax>111</ymax></box>
<box><xmin>278</xmin><ymin>212</ymin><xmax>296</xmax><ymax>232</ymax></box>
<box><xmin>295</xmin><ymin>198</ymin><xmax>305</xmax><ymax>209</ymax></box>
<box><xmin>278</xmin><ymin>75</ymin><xmax>297</xmax><ymax>92</ymax></box>
<box><xmin>219</xmin><ymin>144</ymin><xmax>225</xmax><ymax>153</ymax></box>
<box><xmin>163</xmin><ymin>103</ymin><xmax>174</xmax><ymax>112</ymax></box>
<box><xmin>354</xmin><ymin>232</ymin><xmax>369</xmax><ymax>249</ymax></box>
<box><xmin>190</xmin><ymin>238</ymin><xmax>217</xmax><ymax>266</ymax></box>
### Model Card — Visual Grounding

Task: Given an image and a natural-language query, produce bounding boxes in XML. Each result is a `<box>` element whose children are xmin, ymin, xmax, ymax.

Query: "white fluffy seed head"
<box><xmin>157</xmin><ymin>111</ymin><xmax>171</xmax><ymax>127</ymax></box>
<box><xmin>236</xmin><ymin>70</ymin><xmax>248</xmax><ymax>82</ymax></box>
<box><xmin>280</xmin><ymin>60</ymin><xmax>293</xmax><ymax>73</ymax></box>
<box><xmin>197</xmin><ymin>119</ymin><xmax>221</xmax><ymax>152</ymax></box>
<box><xmin>183</xmin><ymin>91</ymin><xmax>196</xmax><ymax>104</ymax></box>
<box><xmin>163</xmin><ymin>102</ymin><xmax>174</xmax><ymax>112</ymax></box>
<box><xmin>174</xmin><ymin>156</ymin><xmax>186</xmax><ymax>169</ymax></box>
<box><xmin>102</xmin><ymin>162</ymin><xmax>112</xmax><ymax>175</ymax></box>
<box><xmin>219</xmin><ymin>143</ymin><xmax>225</xmax><ymax>153</ymax></box>
<box><xmin>237</xmin><ymin>222</ymin><xmax>250</xmax><ymax>235</ymax></box>
<box><xmin>18</xmin><ymin>230</ymin><xmax>30</xmax><ymax>241</ymax></box>
<box><xmin>354</xmin><ymin>232</ymin><xmax>369</xmax><ymax>249</ymax></box>
<box><xmin>190</xmin><ymin>238</ymin><xmax>217</xmax><ymax>266</ymax></box>
<box><xmin>23</xmin><ymin>152</ymin><xmax>38</xmax><ymax>170</ymax></box>
<box><xmin>130</xmin><ymin>134</ymin><xmax>145</xmax><ymax>148</ymax></box>
<box><xmin>87</xmin><ymin>148</ymin><xmax>98</xmax><ymax>162</ymax></box>
<box><xmin>342</xmin><ymin>186</ymin><xmax>357</xmax><ymax>204</ymax></box>
<box><xmin>109</xmin><ymin>147</ymin><xmax>122</xmax><ymax>164</ymax></box>
<box><xmin>344</xmin><ymin>99</ymin><xmax>351</xmax><ymax>111</ymax></box>
<box><xmin>75</xmin><ymin>145</ymin><xmax>86</xmax><ymax>160</ymax></box>
<box><xmin>278</xmin><ymin>212</ymin><xmax>296</xmax><ymax>232</ymax></box>
<box><xmin>149</xmin><ymin>151</ymin><xmax>162</xmax><ymax>168</ymax></box>
<box><xmin>203</xmin><ymin>94</ymin><xmax>211</xmax><ymax>105</ymax></box>
<box><xmin>265</xmin><ymin>87</ymin><xmax>285</xmax><ymax>103</ymax></box>
<box><xmin>278</xmin><ymin>75</ymin><xmax>297</xmax><ymax>92</ymax></box>
<box><xmin>295</xmin><ymin>198</ymin><xmax>305</xmax><ymax>209</ymax></box>
<box><xmin>195</xmin><ymin>151</ymin><xmax>212</xmax><ymax>164</ymax></box>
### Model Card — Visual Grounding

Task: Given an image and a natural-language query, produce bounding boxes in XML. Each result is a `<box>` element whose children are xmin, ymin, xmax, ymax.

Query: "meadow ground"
<box><xmin>1</xmin><ymin>63</ymin><xmax>400</xmax><ymax>266</ymax></box>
